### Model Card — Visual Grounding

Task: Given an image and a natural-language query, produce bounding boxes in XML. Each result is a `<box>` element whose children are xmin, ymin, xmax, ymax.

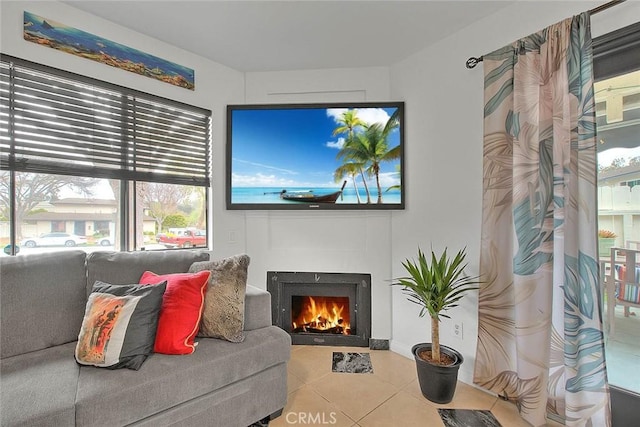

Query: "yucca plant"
<box><xmin>394</xmin><ymin>247</ymin><xmax>480</xmax><ymax>364</ymax></box>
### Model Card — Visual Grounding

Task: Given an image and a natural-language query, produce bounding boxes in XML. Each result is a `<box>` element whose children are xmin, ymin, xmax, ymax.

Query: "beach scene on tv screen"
<box><xmin>230</xmin><ymin>106</ymin><xmax>402</xmax><ymax>205</ymax></box>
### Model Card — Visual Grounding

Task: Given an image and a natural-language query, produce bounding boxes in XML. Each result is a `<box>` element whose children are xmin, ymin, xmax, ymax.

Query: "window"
<box><xmin>0</xmin><ymin>55</ymin><xmax>211</xmax><ymax>255</ymax></box>
<box><xmin>594</xmin><ymin>22</ymin><xmax>640</xmax><ymax>396</ymax></box>
<box><xmin>51</xmin><ymin>221</ymin><xmax>65</xmax><ymax>233</ymax></box>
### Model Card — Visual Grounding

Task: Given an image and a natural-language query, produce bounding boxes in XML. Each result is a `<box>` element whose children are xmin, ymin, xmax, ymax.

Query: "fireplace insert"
<box><xmin>267</xmin><ymin>271</ymin><xmax>371</xmax><ymax>346</ymax></box>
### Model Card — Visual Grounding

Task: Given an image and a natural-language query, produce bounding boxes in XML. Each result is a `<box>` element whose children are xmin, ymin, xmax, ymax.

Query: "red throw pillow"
<box><xmin>139</xmin><ymin>270</ymin><xmax>211</xmax><ymax>355</ymax></box>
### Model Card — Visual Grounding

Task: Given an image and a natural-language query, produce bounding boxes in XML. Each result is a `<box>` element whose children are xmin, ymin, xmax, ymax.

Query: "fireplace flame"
<box><xmin>292</xmin><ymin>296</ymin><xmax>351</xmax><ymax>335</ymax></box>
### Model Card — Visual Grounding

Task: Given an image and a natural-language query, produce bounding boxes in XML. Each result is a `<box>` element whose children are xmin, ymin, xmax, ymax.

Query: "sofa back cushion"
<box><xmin>85</xmin><ymin>250</ymin><xmax>210</xmax><ymax>297</ymax></box>
<box><xmin>0</xmin><ymin>250</ymin><xmax>88</xmax><ymax>358</ymax></box>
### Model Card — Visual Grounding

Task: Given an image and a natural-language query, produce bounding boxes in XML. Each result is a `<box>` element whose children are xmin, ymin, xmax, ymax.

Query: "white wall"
<box><xmin>389</xmin><ymin>0</ymin><xmax>640</xmax><ymax>383</ymax></box>
<box><xmin>242</xmin><ymin>67</ymin><xmax>395</xmax><ymax>340</ymax></box>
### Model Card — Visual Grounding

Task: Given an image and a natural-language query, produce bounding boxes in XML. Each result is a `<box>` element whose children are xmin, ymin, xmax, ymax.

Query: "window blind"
<box><xmin>0</xmin><ymin>55</ymin><xmax>211</xmax><ymax>186</ymax></box>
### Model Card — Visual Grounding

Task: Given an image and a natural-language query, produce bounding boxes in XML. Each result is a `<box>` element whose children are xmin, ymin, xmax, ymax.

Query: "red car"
<box><xmin>158</xmin><ymin>229</ymin><xmax>206</xmax><ymax>248</ymax></box>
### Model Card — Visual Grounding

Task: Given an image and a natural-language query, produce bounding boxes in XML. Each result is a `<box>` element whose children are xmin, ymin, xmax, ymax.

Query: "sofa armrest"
<box><xmin>244</xmin><ymin>285</ymin><xmax>273</xmax><ymax>331</ymax></box>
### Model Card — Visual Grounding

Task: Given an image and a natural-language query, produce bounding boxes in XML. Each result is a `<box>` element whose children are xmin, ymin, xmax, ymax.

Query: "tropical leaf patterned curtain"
<box><xmin>473</xmin><ymin>12</ymin><xmax>610</xmax><ymax>426</ymax></box>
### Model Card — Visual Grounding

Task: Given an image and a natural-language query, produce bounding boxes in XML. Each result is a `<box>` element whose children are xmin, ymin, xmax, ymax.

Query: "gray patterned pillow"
<box><xmin>188</xmin><ymin>254</ymin><xmax>250</xmax><ymax>342</ymax></box>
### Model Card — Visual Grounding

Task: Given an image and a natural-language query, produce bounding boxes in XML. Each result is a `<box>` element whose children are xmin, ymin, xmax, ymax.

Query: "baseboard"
<box><xmin>368</xmin><ymin>338</ymin><xmax>390</xmax><ymax>350</ymax></box>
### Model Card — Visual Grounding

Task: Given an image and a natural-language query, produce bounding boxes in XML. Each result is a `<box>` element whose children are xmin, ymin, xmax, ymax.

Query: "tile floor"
<box><xmin>270</xmin><ymin>345</ymin><xmax>566</xmax><ymax>427</ymax></box>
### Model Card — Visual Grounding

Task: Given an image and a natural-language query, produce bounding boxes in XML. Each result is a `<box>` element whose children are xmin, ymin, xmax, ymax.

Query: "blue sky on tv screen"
<box><xmin>230</xmin><ymin>107</ymin><xmax>401</xmax><ymax>190</ymax></box>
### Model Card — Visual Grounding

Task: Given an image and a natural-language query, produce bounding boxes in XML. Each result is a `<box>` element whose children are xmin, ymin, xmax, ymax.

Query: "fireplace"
<box><xmin>267</xmin><ymin>271</ymin><xmax>371</xmax><ymax>346</ymax></box>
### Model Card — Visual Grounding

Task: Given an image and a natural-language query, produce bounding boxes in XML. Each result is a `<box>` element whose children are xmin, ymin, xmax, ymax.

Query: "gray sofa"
<box><xmin>0</xmin><ymin>250</ymin><xmax>291</xmax><ymax>427</ymax></box>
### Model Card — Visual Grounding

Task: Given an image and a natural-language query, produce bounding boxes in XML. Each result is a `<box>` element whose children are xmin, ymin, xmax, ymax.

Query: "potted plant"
<box><xmin>393</xmin><ymin>247</ymin><xmax>480</xmax><ymax>404</ymax></box>
<box><xmin>598</xmin><ymin>229</ymin><xmax>617</xmax><ymax>257</ymax></box>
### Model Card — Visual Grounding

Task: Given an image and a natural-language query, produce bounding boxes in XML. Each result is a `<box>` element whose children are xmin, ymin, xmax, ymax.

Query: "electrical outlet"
<box><xmin>454</xmin><ymin>322</ymin><xmax>463</xmax><ymax>340</ymax></box>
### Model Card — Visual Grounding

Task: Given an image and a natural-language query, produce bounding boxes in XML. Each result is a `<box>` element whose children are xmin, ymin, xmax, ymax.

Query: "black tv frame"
<box><xmin>225</xmin><ymin>101</ymin><xmax>405</xmax><ymax>210</ymax></box>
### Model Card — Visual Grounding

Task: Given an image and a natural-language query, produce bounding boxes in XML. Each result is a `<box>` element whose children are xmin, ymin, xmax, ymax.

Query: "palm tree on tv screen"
<box><xmin>332</xmin><ymin>109</ymin><xmax>365</xmax><ymax>136</ymax></box>
<box><xmin>340</xmin><ymin>123</ymin><xmax>393</xmax><ymax>204</ymax></box>
<box><xmin>386</xmin><ymin>164</ymin><xmax>402</xmax><ymax>193</ymax></box>
<box><xmin>335</xmin><ymin>111</ymin><xmax>400</xmax><ymax>204</ymax></box>
<box><xmin>332</xmin><ymin>110</ymin><xmax>371</xmax><ymax>203</ymax></box>
<box><xmin>334</xmin><ymin>162</ymin><xmax>363</xmax><ymax>204</ymax></box>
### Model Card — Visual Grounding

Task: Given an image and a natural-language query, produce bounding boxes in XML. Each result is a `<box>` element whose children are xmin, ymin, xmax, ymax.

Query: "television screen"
<box><xmin>226</xmin><ymin>102</ymin><xmax>405</xmax><ymax>210</ymax></box>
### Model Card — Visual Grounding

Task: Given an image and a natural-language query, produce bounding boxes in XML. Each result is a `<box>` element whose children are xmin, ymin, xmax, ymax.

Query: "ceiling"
<box><xmin>63</xmin><ymin>1</ymin><xmax>514</xmax><ymax>72</ymax></box>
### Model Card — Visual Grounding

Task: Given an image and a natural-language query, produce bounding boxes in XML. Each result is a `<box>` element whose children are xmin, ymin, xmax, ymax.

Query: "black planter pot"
<box><xmin>412</xmin><ymin>343</ymin><xmax>463</xmax><ymax>404</ymax></box>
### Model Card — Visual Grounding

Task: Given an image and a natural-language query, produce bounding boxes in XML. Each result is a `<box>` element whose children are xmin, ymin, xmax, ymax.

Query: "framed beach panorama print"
<box><xmin>23</xmin><ymin>11</ymin><xmax>195</xmax><ymax>90</ymax></box>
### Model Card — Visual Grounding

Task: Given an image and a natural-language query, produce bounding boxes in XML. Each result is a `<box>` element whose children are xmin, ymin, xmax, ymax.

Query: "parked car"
<box><xmin>158</xmin><ymin>229</ymin><xmax>206</xmax><ymax>248</ymax></box>
<box><xmin>97</xmin><ymin>236</ymin><xmax>112</xmax><ymax>246</ymax></box>
<box><xmin>20</xmin><ymin>232</ymin><xmax>87</xmax><ymax>248</ymax></box>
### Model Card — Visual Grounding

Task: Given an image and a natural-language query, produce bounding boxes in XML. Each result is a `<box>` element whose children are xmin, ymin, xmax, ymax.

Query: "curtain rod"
<box><xmin>465</xmin><ymin>0</ymin><xmax>627</xmax><ymax>69</ymax></box>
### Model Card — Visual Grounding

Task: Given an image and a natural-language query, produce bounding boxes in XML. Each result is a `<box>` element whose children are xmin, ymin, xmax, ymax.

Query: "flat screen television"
<box><xmin>226</xmin><ymin>101</ymin><xmax>405</xmax><ymax>210</ymax></box>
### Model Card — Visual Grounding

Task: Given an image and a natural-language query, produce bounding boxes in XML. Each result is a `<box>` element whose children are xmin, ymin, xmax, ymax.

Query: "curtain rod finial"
<box><xmin>466</xmin><ymin>56</ymin><xmax>483</xmax><ymax>69</ymax></box>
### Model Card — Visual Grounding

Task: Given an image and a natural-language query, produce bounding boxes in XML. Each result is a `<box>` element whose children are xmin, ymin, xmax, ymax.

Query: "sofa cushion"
<box><xmin>75</xmin><ymin>281</ymin><xmax>167</xmax><ymax>370</ymax></box>
<box><xmin>0</xmin><ymin>250</ymin><xmax>87</xmax><ymax>358</ymax></box>
<box><xmin>1</xmin><ymin>342</ymin><xmax>79</xmax><ymax>427</ymax></box>
<box><xmin>74</xmin><ymin>326</ymin><xmax>291</xmax><ymax>427</ymax></box>
<box><xmin>188</xmin><ymin>254</ymin><xmax>250</xmax><ymax>342</ymax></box>
<box><xmin>131</xmin><ymin>364</ymin><xmax>288</xmax><ymax>427</ymax></box>
<box><xmin>85</xmin><ymin>250</ymin><xmax>209</xmax><ymax>298</ymax></box>
<box><xmin>139</xmin><ymin>270</ymin><xmax>210</xmax><ymax>355</ymax></box>
<box><xmin>244</xmin><ymin>285</ymin><xmax>273</xmax><ymax>331</ymax></box>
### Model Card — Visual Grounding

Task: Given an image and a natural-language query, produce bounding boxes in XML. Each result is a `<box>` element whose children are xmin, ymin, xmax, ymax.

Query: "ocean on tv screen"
<box><xmin>231</xmin><ymin>186</ymin><xmax>401</xmax><ymax>205</ymax></box>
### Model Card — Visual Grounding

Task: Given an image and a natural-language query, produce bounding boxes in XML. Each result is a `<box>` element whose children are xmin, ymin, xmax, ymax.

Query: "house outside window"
<box><xmin>50</xmin><ymin>220</ymin><xmax>65</xmax><ymax>233</ymax></box>
<box><xmin>0</xmin><ymin>56</ymin><xmax>211</xmax><ymax>255</ymax></box>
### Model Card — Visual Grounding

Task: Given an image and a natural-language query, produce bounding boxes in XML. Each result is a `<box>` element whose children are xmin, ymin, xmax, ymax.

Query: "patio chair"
<box><xmin>605</xmin><ymin>247</ymin><xmax>640</xmax><ymax>337</ymax></box>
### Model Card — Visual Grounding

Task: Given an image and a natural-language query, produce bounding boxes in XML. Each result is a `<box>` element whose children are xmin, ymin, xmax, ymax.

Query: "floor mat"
<box><xmin>332</xmin><ymin>352</ymin><xmax>373</xmax><ymax>373</ymax></box>
<box><xmin>438</xmin><ymin>409</ymin><xmax>502</xmax><ymax>427</ymax></box>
